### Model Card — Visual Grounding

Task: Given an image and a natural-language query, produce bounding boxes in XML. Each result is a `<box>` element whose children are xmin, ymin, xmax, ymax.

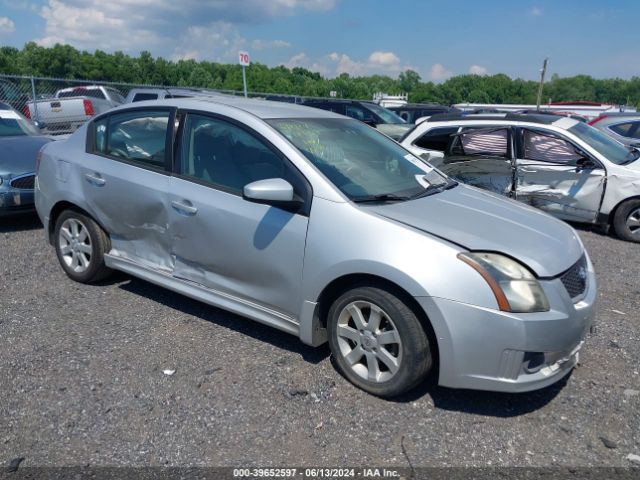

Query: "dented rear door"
<box><xmin>80</xmin><ymin>108</ymin><xmax>174</xmax><ymax>271</ymax></box>
<box><xmin>514</xmin><ymin>127</ymin><xmax>605</xmax><ymax>223</ymax></box>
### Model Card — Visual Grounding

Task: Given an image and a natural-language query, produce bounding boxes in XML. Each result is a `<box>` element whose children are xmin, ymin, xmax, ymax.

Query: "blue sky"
<box><xmin>0</xmin><ymin>0</ymin><xmax>638</xmax><ymax>81</ymax></box>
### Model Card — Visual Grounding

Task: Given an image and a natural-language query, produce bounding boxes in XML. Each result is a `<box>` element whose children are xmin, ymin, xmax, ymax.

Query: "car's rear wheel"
<box><xmin>613</xmin><ymin>199</ymin><xmax>640</xmax><ymax>243</ymax></box>
<box><xmin>54</xmin><ymin>210</ymin><xmax>112</xmax><ymax>283</ymax></box>
<box><xmin>327</xmin><ymin>286</ymin><xmax>432</xmax><ymax>397</ymax></box>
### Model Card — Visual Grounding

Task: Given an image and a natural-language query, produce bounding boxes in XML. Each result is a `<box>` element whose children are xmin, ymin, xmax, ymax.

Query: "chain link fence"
<box><xmin>0</xmin><ymin>74</ymin><xmax>314</xmax><ymax>135</ymax></box>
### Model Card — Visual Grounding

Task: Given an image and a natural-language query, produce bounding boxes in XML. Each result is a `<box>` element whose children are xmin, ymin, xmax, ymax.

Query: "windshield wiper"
<box><xmin>409</xmin><ymin>179</ymin><xmax>458</xmax><ymax>200</ymax></box>
<box><xmin>352</xmin><ymin>193</ymin><xmax>411</xmax><ymax>203</ymax></box>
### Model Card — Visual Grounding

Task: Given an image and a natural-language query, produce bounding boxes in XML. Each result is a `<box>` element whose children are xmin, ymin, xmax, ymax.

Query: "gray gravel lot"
<box><xmin>1</xmin><ymin>214</ymin><xmax>639</xmax><ymax>469</ymax></box>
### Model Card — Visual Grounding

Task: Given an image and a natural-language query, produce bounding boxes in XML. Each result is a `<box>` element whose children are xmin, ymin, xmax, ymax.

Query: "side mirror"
<box><xmin>362</xmin><ymin>117</ymin><xmax>377</xmax><ymax>127</ymax></box>
<box><xmin>32</xmin><ymin>120</ymin><xmax>45</xmax><ymax>130</ymax></box>
<box><xmin>576</xmin><ymin>157</ymin><xmax>597</xmax><ymax>170</ymax></box>
<box><xmin>243</xmin><ymin>178</ymin><xmax>302</xmax><ymax>210</ymax></box>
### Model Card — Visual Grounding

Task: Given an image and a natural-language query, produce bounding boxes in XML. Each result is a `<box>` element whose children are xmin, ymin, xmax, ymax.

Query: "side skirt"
<box><xmin>104</xmin><ymin>253</ymin><xmax>300</xmax><ymax>337</ymax></box>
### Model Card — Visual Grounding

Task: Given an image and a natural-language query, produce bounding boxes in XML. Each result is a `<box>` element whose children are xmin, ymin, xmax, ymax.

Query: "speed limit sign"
<box><xmin>238</xmin><ymin>51</ymin><xmax>250</xmax><ymax>66</ymax></box>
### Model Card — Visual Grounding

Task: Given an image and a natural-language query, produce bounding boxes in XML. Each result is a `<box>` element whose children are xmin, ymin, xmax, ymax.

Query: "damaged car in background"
<box><xmin>401</xmin><ymin>113</ymin><xmax>640</xmax><ymax>242</ymax></box>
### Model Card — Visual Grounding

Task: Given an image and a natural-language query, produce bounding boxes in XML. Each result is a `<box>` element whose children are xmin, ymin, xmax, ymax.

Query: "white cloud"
<box><xmin>252</xmin><ymin>39</ymin><xmax>291</xmax><ymax>50</ymax></box>
<box><xmin>469</xmin><ymin>64</ymin><xmax>488</xmax><ymax>76</ymax></box>
<box><xmin>0</xmin><ymin>16</ymin><xmax>15</xmax><ymax>34</ymax></box>
<box><xmin>530</xmin><ymin>7</ymin><xmax>542</xmax><ymax>17</ymax></box>
<box><xmin>171</xmin><ymin>22</ymin><xmax>247</xmax><ymax>62</ymax></box>
<box><xmin>35</xmin><ymin>0</ymin><xmax>337</xmax><ymax>58</ymax></box>
<box><xmin>428</xmin><ymin>63</ymin><xmax>453</xmax><ymax>82</ymax></box>
<box><xmin>284</xmin><ymin>52</ymin><xmax>307</xmax><ymax>68</ymax></box>
<box><xmin>368</xmin><ymin>51</ymin><xmax>400</xmax><ymax>67</ymax></box>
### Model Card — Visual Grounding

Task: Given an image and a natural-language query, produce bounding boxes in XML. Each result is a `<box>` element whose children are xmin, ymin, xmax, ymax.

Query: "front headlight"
<box><xmin>458</xmin><ymin>252</ymin><xmax>550</xmax><ymax>313</ymax></box>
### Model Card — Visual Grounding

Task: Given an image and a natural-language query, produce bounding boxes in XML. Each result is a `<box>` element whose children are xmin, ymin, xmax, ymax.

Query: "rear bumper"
<box><xmin>417</xmin><ymin>259</ymin><xmax>596</xmax><ymax>393</ymax></box>
<box><xmin>0</xmin><ymin>189</ymin><xmax>35</xmax><ymax>216</ymax></box>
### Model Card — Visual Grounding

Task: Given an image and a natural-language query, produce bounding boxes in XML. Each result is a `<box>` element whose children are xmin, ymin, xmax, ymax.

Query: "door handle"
<box><xmin>84</xmin><ymin>173</ymin><xmax>106</xmax><ymax>186</ymax></box>
<box><xmin>171</xmin><ymin>199</ymin><xmax>198</xmax><ymax>216</ymax></box>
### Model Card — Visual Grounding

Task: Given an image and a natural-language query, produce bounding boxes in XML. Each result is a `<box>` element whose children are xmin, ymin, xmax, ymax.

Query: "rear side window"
<box><xmin>91</xmin><ymin>110</ymin><xmax>169</xmax><ymax>169</ymax></box>
<box><xmin>414</xmin><ymin>126</ymin><xmax>458</xmax><ymax>151</ymax></box>
<box><xmin>522</xmin><ymin>129</ymin><xmax>582</xmax><ymax>164</ymax></box>
<box><xmin>451</xmin><ymin>128</ymin><xmax>509</xmax><ymax>158</ymax></box>
<box><xmin>58</xmin><ymin>88</ymin><xmax>106</xmax><ymax>100</ymax></box>
<box><xmin>132</xmin><ymin>93</ymin><xmax>159</xmax><ymax>102</ymax></box>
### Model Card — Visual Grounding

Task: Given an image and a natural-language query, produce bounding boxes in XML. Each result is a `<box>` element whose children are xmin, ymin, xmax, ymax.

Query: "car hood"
<box><xmin>0</xmin><ymin>135</ymin><xmax>52</xmax><ymax>175</ymax></box>
<box><xmin>376</xmin><ymin>123</ymin><xmax>413</xmax><ymax>140</ymax></box>
<box><xmin>365</xmin><ymin>185</ymin><xmax>583</xmax><ymax>277</ymax></box>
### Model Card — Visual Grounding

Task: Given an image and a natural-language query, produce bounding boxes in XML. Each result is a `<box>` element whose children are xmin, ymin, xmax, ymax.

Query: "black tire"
<box><xmin>612</xmin><ymin>199</ymin><xmax>640</xmax><ymax>243</ymax></box>
<box><xmin>54</xmin><ymin>209</ymin><xmax>112</xmax><ymax>283</ymax></box>
<box><xmin>327</xmin><ymin>286</ymin><xmax>432</xmax><ymax>398</ymax></box>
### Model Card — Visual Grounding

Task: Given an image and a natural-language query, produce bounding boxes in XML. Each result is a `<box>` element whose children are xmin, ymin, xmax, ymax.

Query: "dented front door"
<box><xmin>515</xmin><ymin>128</ymin><xmax>605</xmax><ymax>223</ymax></box>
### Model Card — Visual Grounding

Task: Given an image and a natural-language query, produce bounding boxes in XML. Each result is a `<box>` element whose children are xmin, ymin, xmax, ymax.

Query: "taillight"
<box><xmin>22</xmin><ymin>104</ymin><xmax>31</xmax><ymax>119</ymax></box>
<box><xmin>83</xmin><ymin>99</ymin><xmax>95</xmax><ymax>116</ymax></box>
<box><xmin>588</xmin><ymin>114</ymin><xmax>607</xmax><ymax>126</ymax></box>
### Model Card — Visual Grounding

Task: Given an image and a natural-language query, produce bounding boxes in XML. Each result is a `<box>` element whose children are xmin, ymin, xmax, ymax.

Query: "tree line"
<box><xmin>1</xmin><ymin>42</ymin><xmax>639</xmax><ymax>107</ymax></box>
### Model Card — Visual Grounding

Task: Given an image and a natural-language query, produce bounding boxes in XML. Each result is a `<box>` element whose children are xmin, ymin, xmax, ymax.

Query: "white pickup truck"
<box><xmin>23</xmin><ymin>85</ymin><xmax>125</xmax><ymax>135</ymax></box>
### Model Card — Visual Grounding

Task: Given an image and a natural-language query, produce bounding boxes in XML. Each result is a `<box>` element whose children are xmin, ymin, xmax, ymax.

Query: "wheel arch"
<box><xmin>47</xmin><ymin>200</ymin><xmax>109</xmax><ymax>245</ymax></box>
<box><xmin>608</xmin><ymin>194</ymin><xmax>640</xmax><ymax>225</ymax></box>
<box><xmin>314</xmin><ymin>273</ymin><xmax>440</xmax><ymax>373</ymax></box>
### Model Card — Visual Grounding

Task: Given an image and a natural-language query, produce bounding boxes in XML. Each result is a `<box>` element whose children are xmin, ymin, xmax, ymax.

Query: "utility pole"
<box><xmin>536</xmin><ymin>58</ymin><xmax>548</xmax><ymax>111</ymax></box>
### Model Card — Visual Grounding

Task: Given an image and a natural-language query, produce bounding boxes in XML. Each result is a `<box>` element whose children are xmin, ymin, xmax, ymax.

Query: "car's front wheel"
<box><xmin>327</xmin><ymin>286</ymin><xmax>432</xmax><ymax>397</ymax></box>
<box><xmin>613</xmin><ymin>199</ymin><xmax>640</xmax><ymax>243</ymax></box>
<box><xmin>54</xmin><ymin>209</ymin><xmax>112</xmax><ymax>283</ymax></box>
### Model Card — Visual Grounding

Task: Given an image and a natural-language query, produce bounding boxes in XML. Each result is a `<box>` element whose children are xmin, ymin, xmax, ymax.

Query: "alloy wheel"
<box><xmin>335</xmin><ymin>300</ymin><xmax>403</xmax><ymax>383</ymax></box>
<box><xmin>626</xmin><ymin>207</ymin><xmax>640</xmax><ymax>238</ymax></box>
<box><xmin>58</xmin><ymin>218</ymin><xmax>93</xmax><ymax>274</ymax></box>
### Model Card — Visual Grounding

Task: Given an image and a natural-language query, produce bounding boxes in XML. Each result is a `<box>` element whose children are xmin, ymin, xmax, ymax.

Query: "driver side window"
<box><xmin>522</xmin><ymin>129</ymin><xmax>583</xmax><ymax>165</ymax></box>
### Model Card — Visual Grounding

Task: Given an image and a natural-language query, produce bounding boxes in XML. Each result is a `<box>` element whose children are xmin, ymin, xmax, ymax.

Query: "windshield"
<box><xmin>268</xmin><ymin>118</ymin><xmax>448</xmax><ymax>201</ymax></box>
<box><xmin>569</xmin><ymin>121</ymin><xmax>639</xmax><ymax>165</ymax></box>
<box><xmin>0</xmin><ymin>109</ymin><xmax>39</xmax><ymax>137</ymax></box>
<box><xmin>363</xmin><ymin>103</ymin><xmax>407</xmax><ymax>124</ymax></box>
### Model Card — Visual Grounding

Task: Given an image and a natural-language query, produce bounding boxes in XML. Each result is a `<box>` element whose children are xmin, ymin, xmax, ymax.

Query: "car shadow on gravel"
<box><xmin>118</xmin><ymin>276</ymin><xmax>330</xmax><ymax>365</ymax></box>
<box><xmin>0</xmin><ymin>213</ymin><xmax>42</xmax><ymax>233</ymax></box>
<box><xmin>393</xmin><ymin>371</ymin><xmax>570</xmax><ymax>417</ymax></box>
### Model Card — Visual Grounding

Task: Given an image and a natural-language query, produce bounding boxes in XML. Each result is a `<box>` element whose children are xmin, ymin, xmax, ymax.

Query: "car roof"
<box><xmin>302</xmin><ymin>98</ymin><xmax>372</xmax><ymax>105</ymax></box>
<box><xmin>426</xmin><ymin>112</ymin><xmax>564</xmax><ymax>125</ymax></box>
<box><xmin>0</xmin><ymin>101</ymin><xmax>12</xmax><ymax>110</ymax></box>
<box><xmin>120</xmin><ymin>96</ymin><xmax>345</xmax><ymax>120</ymax></box>
<box><xmin>389</xmin><ymin>103</ymin><xmax>449</xmax><ymax>109</ymax></box>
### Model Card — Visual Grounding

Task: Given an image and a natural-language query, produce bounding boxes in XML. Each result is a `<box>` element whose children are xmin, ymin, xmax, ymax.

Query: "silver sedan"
<box><xmin>35</xmin><ymin>97</ymin><xmax>596</xmax><ymax>397</ymax></box>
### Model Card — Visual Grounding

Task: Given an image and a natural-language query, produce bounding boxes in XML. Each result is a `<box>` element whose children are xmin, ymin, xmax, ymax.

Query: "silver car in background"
<box><xmin>588</xmin><ymin>112</ymin><xmax>640</xmax><ymax>147</ymax></box>
<box><xmin>35</xmin><ymin>98</ymin><xmax>596</xmax><ymax>397</ymax></box>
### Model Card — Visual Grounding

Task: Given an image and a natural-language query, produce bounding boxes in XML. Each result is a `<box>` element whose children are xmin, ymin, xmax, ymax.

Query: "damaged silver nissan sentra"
<box><xmin>401</xmin><ymin>112</ymin><xmax>640</xmax><ymax>242</ymax></box>
<box><xmin>35</xmin><ymin>98</ymin><xmax>596</xmax><ymax>397</ymax></box>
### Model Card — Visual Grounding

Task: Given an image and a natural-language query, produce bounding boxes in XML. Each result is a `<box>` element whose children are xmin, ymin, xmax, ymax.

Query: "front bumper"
<box><xmin>0</xmin><ymin>189</ymin><xmax>35</xmax><ymax>216</ymax></box>
<box><xmin>417</xmin><ymin>257</ymin><xmax>597</xmax><ymax>393</ymax></box>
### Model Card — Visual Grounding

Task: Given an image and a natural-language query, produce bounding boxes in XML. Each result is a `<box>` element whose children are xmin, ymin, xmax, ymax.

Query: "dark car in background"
<box><xmin>388</xmin><ymin>103</ymin><xmax>454</xmax><ymax>123</ymax></box>
<box><xmin>0</xmin><ymin>102</ymin><xmax>53</xmax><ymax>216</ymax></box>
<box><xmin>301</xmin><ymin>98</ymin><xmax>412</xmax><ymax>140</ymax></box>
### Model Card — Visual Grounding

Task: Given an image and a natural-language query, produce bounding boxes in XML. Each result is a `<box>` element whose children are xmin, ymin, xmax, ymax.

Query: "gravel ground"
<box><xmin>0</xmin><ymin>214</ymin><xmax>639</xmax><ymax>469</ymax></box>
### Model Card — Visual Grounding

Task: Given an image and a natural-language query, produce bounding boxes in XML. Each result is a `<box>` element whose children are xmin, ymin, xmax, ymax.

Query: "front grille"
<box><xmin>10</xmin><ymin>174</ymin><xmax>35</xmax><ymax>190</ymax></box>
<box><xmin>560</xmin><ymin>255</ymin><xmax>587</xmax><ymax>301</ymax></box>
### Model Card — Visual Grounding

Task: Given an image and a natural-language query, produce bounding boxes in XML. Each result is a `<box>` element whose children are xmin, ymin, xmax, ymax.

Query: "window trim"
<box><xmin>85</xmin><ymin>106</ymin><xmax>177</xmax><ymax>175</ymax></box>
<box><xmin>173</xmin><ymin>108</ymin><xmax>314</xmax><ymax>216</ymax></box>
